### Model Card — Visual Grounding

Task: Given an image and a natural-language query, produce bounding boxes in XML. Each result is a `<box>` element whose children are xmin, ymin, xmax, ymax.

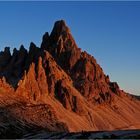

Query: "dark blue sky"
<box><xmin>0</xmin><ymin>1</ymin><xmax>140</xmax><ymax>95</ymax></box>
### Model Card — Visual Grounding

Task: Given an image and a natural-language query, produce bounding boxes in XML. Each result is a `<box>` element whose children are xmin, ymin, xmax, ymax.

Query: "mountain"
<box><xmin>0</xmin><ymin>20</ymin><xmax>140</xmax><ymax>138</ymax></box>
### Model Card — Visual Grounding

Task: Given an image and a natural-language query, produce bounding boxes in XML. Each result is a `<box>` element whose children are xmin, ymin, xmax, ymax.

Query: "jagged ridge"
<box><xmin>0</xmin><ymin>20</ymin><xmax>140</xmax><ymax>136</ymax></box>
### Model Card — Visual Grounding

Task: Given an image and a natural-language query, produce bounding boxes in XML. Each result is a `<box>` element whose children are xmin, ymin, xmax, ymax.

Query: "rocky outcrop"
<box><xmin>41</xmin><ymin>20</ymin><xmax>81</xmax><ymax>71</ymax></box>
<box><xmin>16</xmin><ymin>56</ymin><xmax>48</xmax><ymax>102</ymax></box>
<box><xmin>41</xmin><ymin>51</ymin><xmax>88</xmax><ymax>115</ymax></box>
<box><xmin>0</xmin><ymin>45</ymin><xmax>28</xmax><ymax>87</ymax></box>
<box><xmin>0</xmin><ymin>77</ymin><xmax>14</xmax><ymax>93</ymax></box>
<box><xmin>41</xmin><ymin>20</ymin><xmax>116</xmax><ymax>104</ymax></box>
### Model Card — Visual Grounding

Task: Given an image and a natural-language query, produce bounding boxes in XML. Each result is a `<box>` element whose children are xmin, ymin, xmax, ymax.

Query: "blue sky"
<box><xmin>0</xmin><ymin>1</ymin><xmax>140</xmax><ymax>95</ymax></box>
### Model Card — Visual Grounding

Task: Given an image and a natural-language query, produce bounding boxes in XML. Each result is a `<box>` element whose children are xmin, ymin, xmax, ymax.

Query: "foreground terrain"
<box><xmin>0</xmin><ymin>20</ymin><xmax>140</xmax><ymax>138</ymax></box>
<box><xmin>21</xmin><ymin>129</ymin><xmax>140</xmax><ymax>139</ymax></box>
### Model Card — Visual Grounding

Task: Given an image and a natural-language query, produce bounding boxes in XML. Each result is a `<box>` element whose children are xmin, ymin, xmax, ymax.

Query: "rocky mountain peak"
<box><xmin>0</xmin><ymin>20</ymin><xmax>120</xmax><ymax>104</ymax></box>
<box><xmin>50</xmin><ymin>20</ymin><xmax>70</xmax><ymax>38</ymax></box>
<box><xmin>19</xmin><ymin>45</ymin><xmax>27</xmax><ymax>52</ymax></box>
<box><xmin>4</xmin><ymin>47</ymin><xmax>11</xmax><ymax>56</ymax></box>
<box><xmin>42</xmin><ymin>20</ymin><xmax>78</xmax><ymax>54</ymax></box>
<box><xmin>0</xmin><ymin>20</ymin><xmax>140</xmax><ymax>136</ymax></box>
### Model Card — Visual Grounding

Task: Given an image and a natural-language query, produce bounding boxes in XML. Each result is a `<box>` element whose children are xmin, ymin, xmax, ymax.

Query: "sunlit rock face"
<box><xmin>41</xmin><ymin>20</ymin><xmax>117</xmax><ymax>104</ymax></box>
<box><xmin>0</xmin><ymin>20</ymin><xmax>140</xmax><ymax>138</ymax></box>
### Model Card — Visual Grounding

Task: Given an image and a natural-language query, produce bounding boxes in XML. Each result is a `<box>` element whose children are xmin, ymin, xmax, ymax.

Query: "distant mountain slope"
<box><xmin>0</xmin><ymin>20</ymin><xmax>140</xmax><ymax>138</ymax></box>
